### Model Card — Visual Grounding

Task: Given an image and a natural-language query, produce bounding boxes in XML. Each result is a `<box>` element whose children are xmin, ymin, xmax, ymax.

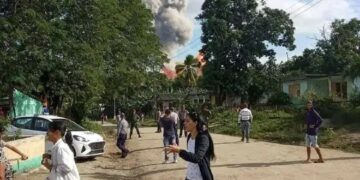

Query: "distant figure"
<box><xmin>0</xmin><ymin>107</ymin><xmax>4</xmax><ymax>118</ymax></box>
<box><xmin>42</xmin><ymin>121</ymin><xmax>80</xmax><ymax>179</ymax></box>
<box><xmin>178</xmin><ymin>105</ymin><xmax>189</xmax><ymax>138</ymax></box>
<box><xmin>0</xmin><ymin>126</ymin><xmax>28</xmax><ymax>180</ymax></box>
<box><xmin>155</xmin><ymin>108</ymin><xmax>162</xmax><ymax>133</ymax></box>
<box><xmin>238</xmin><ymin>103</ymin><xmax>253</xmax><ymax>143</ymax></box>
<box><xmin>201</xmin><ymin>104</ymin><xmax>212</xmax><ymax>125</ymax></box>
<box><xmin>169</xmin><ymin>107</ymin><xmax>180</xmax><ymax>145</ymax></box>
<box><xmin>43</xmin><ymin>105</ymin><xmax>49</xmax><ymax>115</ymax></box>
<box><xmin>305</xmin><ymin>100</ymin><xmax>324</xmax><ymax>163</ymax></box>
<box><xmin>117</xmin><ymin>113</ymin><xmax>129</xmax><ymax>158</ymax></box>
<box><xmin>160</xmin><ymin>109</ymin><xmax>177</xmax><ymax>164</ymax></box>
<box><xmin>129</xmin><ymin>109</ymin><xmax>141</xmax><ymax>139</ymax></box>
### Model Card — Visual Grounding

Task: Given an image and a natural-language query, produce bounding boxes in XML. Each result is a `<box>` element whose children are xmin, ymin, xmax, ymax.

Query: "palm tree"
<box><xmin>175</xmin><ymin>55</ymin><xmax>199</xmax><ymax>87</ymax></box>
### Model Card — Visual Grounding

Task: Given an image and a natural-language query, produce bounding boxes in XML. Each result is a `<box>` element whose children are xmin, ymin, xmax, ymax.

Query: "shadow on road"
<box><xmin>215</xmin><ymin>156</ymin><xmax>360</xmax><ymax>168</ymax></box>
<box><xmin>215</xmin><ymin>141</ymin><xmax>242</xmax><ymax>145</ymax></box>
<box><xmin>92</xmin><ymin>156</ymin><xmax>360</xmax><ymax>179</ymax></box>
<box><xmin>129</xmin><ymin>146</ymin><xmax>164</xmax><ymax>153</ymax></box>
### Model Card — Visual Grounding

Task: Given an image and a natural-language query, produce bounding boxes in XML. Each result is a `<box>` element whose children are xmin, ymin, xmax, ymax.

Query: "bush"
<box><xmin>313</xmin><ymin>98</ymin><xmax>343</xmax><ymax>118</ymax></box>
<box><xmin>268</xmin><ymin>92</ymin><xmax>292</xmax><ymax>106</ymax></box>
<box><xmin>350</xmin><ymin>91</ymin><xmax>360</xmax><ymax>107</ymax></box>
<box><xmin>81</xmin><ymin>119</ymin><xmax>103</xmax><ymax>134</ymax></box>
<box><xmin>0</xmin><ymin>117</ymin><xmax>10</xmax><ymax>132</ymax></box>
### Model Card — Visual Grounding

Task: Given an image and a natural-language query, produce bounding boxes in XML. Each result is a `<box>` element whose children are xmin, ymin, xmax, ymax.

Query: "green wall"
<box><xmin>12</xmin><ymin>155</ymin><xmax>42</xmax><ymax>173</ymax></box>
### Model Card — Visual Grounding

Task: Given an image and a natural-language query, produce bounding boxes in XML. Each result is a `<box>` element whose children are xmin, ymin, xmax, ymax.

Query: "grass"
<box><xmin>208</xmin><ymin>108</ymin><xmax>360</xmax><ymax>153</ymax></box>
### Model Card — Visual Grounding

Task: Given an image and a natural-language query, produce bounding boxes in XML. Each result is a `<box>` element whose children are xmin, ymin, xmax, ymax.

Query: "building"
<box><xmin>156</xmin><ymin>88</ymin><xmax>213</xmax><ymax>110</ymax></box>
<box><xmin>282</xmin><ymin>74</ymin><xmax>360</xmax><ymax>103</ymax></box>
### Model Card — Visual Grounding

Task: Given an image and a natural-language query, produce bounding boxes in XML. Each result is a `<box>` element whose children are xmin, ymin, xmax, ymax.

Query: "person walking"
<box><xmin>170</xmin><ymin>107</ymin><xmax>180</xmax><ymax>145</ymax></box>
<box><xmin>160</xmin><ymin>109</ymin><xmax>177</xmax><ymax>164</ymax></box>
<box><xmin>201</xmin><ymin>104</ymin><xmax>212</xmax><ymax>125</ymax></box>
<box><xmin>178</xmin><ymin>105</ymin><xmax>189</xmax><ymax>138</ymax></box>
<box><xmin>305</xmin><ymin>100</ymin><xmax>324</xmax><ymax>163</ymax></box>
<box><xmin>238</xmin><ymin>103</ymin><xmax>253</xmax><ymax>143</ymax></box>
<box><xmin>129</xmin><ymin>109</ymin><xmax>141</xmax><ymax>139</ymax></box>
<box><xmin>42</xmin><ymin>121</ymin><xmax>80</xmax><ymax>180</ymax></box>
<box><xmin>0</xmin><ymin>127</ymin><xmax>28</xmax><ymax>180</ymax></box>
<box><xmin>155</xmin><ymin>108</ymin><xmax>162</xmax><ymax>133</ymax></box>
<box><xmin>117</xmin><ymin>113</ymin><xmax>130</xmax><ymax>158</ymax></box>
<box><xmin>167</xmin><ymin>112</ymin><xmax>215</xmax><ymax>180</ymax></box>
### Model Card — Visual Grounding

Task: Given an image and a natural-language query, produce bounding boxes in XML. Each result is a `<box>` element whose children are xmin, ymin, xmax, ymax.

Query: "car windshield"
<box><xmin>52</xmin><ymin>119</ymin><xmax>86</xmax><ymax>131</ymax></box>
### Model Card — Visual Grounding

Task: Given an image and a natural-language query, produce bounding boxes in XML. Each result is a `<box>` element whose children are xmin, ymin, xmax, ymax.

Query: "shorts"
<box><xmin>305</xmin><ymin>134</ymin><xmax>319</xmax><ymax>148</ymax></box>
<box><xmin>163</xmin><ymin>135</ymin><xmax>176</xmax><ymax>147</ymax></box>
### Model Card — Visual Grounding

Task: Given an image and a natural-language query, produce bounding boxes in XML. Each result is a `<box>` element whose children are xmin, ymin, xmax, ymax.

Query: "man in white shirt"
<box><xmin>117</xmin><ymin>113</ymin><xmax>130</xmax><ymax>158</ymax></box>
<box><xmin>238</xmin><ymin>103</ymin><xmax>253</xmax><ymax>143</ymax></box>
<box><xmin>42</xmin><ymin>121</ymin><xmax>80</xmax><ymax>180</ymax></box>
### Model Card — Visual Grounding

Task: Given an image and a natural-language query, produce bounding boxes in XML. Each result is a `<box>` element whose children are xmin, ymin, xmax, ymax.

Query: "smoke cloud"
<box><xmin>143</xmin><ymin>0</ymin><xmax>193</xmax><ymax>55</ymax></box>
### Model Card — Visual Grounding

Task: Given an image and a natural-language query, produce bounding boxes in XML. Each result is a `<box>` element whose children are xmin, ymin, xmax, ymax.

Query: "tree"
<box><xmin>197</xmin><ymin>0</ymin><xmax>295</xmax><ymax>105</ymax></box>
<box><xmin>281</xmin><ymin>18</ymin><xmax>360</xmax><ymax>77</ymax></box>
<box><xmin>0</xmin><ymin>0</ymin><xmax>167</xmax><ymax>122</ymax></box>
<box><xmin>175</xmin><ymin>55</ymin><xmax>199</xmax><ymax>87</ymax></box>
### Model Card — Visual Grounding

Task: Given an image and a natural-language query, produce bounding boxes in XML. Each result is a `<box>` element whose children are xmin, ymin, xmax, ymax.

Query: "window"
<box><xmin>13</xmin><ymin>118</ymin><xmax>33</xmax><ymax>129</ymax></box>
<box><xmin>33</xmin><ymin>118</ymin><xmax>50</xmax><ymax>131</ymax></box>
<box><xmin>289</xmin><ymin>83</ymin><xmax>300</xmax><ymax>97</ymax></box>
<box><xmin>52</xmin><ymin>119</ymin><xmax>85</xmax><ymax>131</ymax></box>
<box><xmin>331</xmin><ymin>82</ymin><xmax>347</xmax><ymax>99</ymax></box>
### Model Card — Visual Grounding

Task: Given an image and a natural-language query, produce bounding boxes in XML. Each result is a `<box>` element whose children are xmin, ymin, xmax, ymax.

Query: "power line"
<box><xmin>291</xmin><ymin>0</ymin><xmax>324</xmax><ymax>19</ymax></box>
<box><xmin>171</xmin><ymin>0</ymin><xmax>324</xmax><ymax>59</ymax></box>
<box><xmin>287</xmin><ymin>0</ymin><xmax>314</xmax><ymax>15</ymax></box>
<box><xmin>285</xmin><ymin>0</ymin><xmax>308</xmax><ymax>11</ymax></box>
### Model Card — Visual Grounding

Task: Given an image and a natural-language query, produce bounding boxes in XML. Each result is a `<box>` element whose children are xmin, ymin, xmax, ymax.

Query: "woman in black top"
<box><xmin>167</xmin><ymin>112</ymin><xmax>215</xmax><ymax>180</ymax></box>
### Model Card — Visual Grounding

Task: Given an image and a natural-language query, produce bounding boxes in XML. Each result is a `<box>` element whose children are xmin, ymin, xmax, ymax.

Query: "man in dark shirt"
<box><xmin>160</xmin><ymin>109</ymin><xmax>177</xmax><ymax>163</ymax></box>
<box><xmin>178</xmin><ymin>105</ymin><xmax>189</xmax><ymax>138</ymax></box>
<box><xmin>305</xmin><ymin>100</ymin><xmax>324</xmax><ymax>163</ymax></box>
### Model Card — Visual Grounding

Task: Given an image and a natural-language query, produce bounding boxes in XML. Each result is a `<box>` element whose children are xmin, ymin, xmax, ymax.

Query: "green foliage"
<box><xmin>175</xmin><ymin>55</ymin><xmax>199</xmax><ymax>87</ymax></box>
<box><xmin>268</xmin><ymin>92</ymin><xmax>292</xmax><ymax>106</ymax></box>
<box><xmin>81</xmin><ymin>120</ymin><xmax>103</xmax><ymax>135</ymax></box>
<box><xmin>198</xmin><ymin>0</ymin><xmax>295</xmax><ymax>105</ymax></box>
<box><xmin>0</xmin><ymin>0</ymin><xmax>167</xmax><ymax>122</ymax></box>
<box><xmin>209</xmin><ymin>108</ymin><xmax>305</xmax><ymax>144</ymax></box>
<box><xmin>281</xmin><ymin>18</ymin><xmax>360</xmax><ymax>76</ymax></box>
<box><xmin>350</xmin><ymin>91</ymin><xmax>360</xmax><ymax>107</ymax></box>
<box><xmin>0</xmin><ymin>117</ymin><xmax>10</xmax><ymax>132</ymax></box>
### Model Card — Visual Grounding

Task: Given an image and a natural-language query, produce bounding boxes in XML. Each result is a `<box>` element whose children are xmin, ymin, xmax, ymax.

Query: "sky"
<box><xmin>171</xmin><ymin>0</ymin><xmax>360</xmax><ymax>64</ymax></box>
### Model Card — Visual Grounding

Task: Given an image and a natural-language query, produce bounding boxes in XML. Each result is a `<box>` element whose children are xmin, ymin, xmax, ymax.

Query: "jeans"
<box><xmin>240</xmin><ymin>121</ymin><xmax>251</xmax><ymax>141</ymax></box>
<box><xmin>116</xmin><ymin>134</ymin><xmax>129</xmax><ymax>154</ymax></box>
<box><xmin>179</xmin><ymin>119</ymin><xmax>187</xmax><ymax>137</ymax></box>
<box><xmin>130</xmin><ymin>123</ymin><xmax>141</xmax><ymax>138</ymax></box>
<box><xmin>156</xmin><ymin>121</ymin><xmax>162</xmax><ymax>132</ymax></box>
<box><xmin>174</xmin><ymin>123</ymin><xmax>179</xmax><ymax>145</ymax></box>
<box><xmin>163</xmin><ymin>135</ymin><xmax>177</xmax><ymax>160</ymax></box>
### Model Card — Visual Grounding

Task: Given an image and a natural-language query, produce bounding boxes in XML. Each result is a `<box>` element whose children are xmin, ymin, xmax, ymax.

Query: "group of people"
<box><xmin>237</xmin><ymin>100</ymin><xmax>324</xmax><ymax>163</ymax></box>
<box><xmin>114</xmin><ymin>105</ymin><xmax>216</xmax><ymax>179</ymax></box>
<box><xmin>156</xmin><ymin>105</ymin><xmax>216</xmax><ymax>179</ymax></box>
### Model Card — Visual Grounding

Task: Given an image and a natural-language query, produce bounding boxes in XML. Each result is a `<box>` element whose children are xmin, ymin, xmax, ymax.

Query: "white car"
<box><xmin>6</xmin><ymin>115</ymin><xmax>105</xmax><ymax>158</ymax></box>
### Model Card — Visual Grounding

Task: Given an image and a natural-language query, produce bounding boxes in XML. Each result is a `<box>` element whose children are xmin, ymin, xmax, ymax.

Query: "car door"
<box><xmin>33</xmin><ymin>117</ymin><xmax>54</xmax><ymax>153</ymax></box>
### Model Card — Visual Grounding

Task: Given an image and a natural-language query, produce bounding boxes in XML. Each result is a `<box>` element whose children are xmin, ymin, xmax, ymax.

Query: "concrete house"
<box><xmin>282</xmin><ymin>74</ymin><xmax>360</xmax><ymax>103</ymax></box>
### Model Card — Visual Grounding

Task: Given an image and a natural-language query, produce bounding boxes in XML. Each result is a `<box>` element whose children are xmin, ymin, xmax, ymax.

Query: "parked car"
<box><xmin>6</xmin><ymin>115</ymin><xmax>105</xmax><ymax>158</ymax></box>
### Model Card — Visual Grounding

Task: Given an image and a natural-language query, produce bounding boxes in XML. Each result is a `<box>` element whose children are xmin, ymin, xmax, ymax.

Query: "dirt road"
<box><xmin>16</xmin><ymin>127</ymin><xmax>360</xmax><ymax>180</ymax></box>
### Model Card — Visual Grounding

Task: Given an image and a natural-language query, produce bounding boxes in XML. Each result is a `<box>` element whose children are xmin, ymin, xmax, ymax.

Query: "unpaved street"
<box><xmin>16</xmin><ymin>127</ymin><xmax>360</xmax><ymax>180</ymax></box>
